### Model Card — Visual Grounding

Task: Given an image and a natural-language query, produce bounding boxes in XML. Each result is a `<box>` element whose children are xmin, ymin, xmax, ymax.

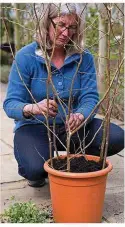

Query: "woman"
<box><xmin>3</xmin><ymin>3</ymin><xmax>124</xmax><ymax>187</ymax></box>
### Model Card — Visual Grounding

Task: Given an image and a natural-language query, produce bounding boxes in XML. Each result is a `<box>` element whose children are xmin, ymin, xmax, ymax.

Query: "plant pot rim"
<box><xmin>44</xmin><ymin>154</ymin><xmax>113</xmax><ymax>179</ymax></box>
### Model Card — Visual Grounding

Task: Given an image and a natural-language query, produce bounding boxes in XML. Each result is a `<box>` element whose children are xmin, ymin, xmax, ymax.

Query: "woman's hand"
<box><xmin>23</xmin><ymin>99</ymin><xmax>58</xmax><ymax>118</ymax></box>
<box><xmin>66</xmin><ymin>113</ymin><xmax>84</xmax><ymax>132</ymax></box>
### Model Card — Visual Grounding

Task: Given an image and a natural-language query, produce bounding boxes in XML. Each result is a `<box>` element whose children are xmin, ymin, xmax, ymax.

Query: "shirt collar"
<box><xmin>34</xmin><ymin>41</ymin><xmax>81</xmax><ymax>66</ymax></box>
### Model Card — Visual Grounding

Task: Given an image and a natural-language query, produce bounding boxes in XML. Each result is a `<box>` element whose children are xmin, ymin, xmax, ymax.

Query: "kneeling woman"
<box><xmin>3</xmin><ymin>3</ymin><xmax>124</xmax><ymax>187</ymax></box>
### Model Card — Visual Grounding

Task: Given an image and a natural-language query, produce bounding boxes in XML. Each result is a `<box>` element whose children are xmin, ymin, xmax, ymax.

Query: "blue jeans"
<box><xmin>14</xmin><ymin>118</ymin><xmax>124</xmax><ymax>181</ymax></box>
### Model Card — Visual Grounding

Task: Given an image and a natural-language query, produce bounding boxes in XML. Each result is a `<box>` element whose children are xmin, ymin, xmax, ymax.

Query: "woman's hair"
<box><xmin>34</xmin><ymin>3</ymin><xmax>86</xmax><ymax>56</ymax></box>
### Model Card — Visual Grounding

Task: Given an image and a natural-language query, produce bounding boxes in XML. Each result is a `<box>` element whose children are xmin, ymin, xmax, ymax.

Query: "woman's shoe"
<box><xmin>28</xmin><ymin>179</ymin><xmax>46</xmax><ymax>187</ymax></box>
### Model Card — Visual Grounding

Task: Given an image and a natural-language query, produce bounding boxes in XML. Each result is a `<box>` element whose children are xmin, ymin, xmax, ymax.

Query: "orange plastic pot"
<box><xmin>44</xmin><ymin>155</ymin><xmax>113</xmax><ymax>223</ymax></box>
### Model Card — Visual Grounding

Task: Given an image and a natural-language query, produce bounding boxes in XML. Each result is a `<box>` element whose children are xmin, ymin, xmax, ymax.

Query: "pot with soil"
<box><xmin>44</xmin><ymin>154</ymin><xmax>113</xmax><ymax>223</ymax></box>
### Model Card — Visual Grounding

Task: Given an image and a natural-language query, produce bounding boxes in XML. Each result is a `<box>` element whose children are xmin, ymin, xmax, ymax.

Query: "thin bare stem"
<box><xmin>66</xmin><ymin>133</ymin><xmax>71</xmax><ymax>172</ymax></box>
<box><xmin>100</xmin><ymin>5</ymin><xmax>111</xmax><ymax>164</ymax></box>
<box><xmin>53</xmin><ymin>96</ymin><xmax>59</xmax><ymax>159</ymax></box>
<box><xmin>114</xmin><ymin>3</ymin><xmax>124</xmax><ymax>16</ymax></box>
<box><xmin>70</xmin><ymin>58</ymin><xmax>124</xmax><ymax>136</ymax></box>
<box><xmin>65</xmin><ymin>55</ymin><xmax>83</xmax><ymax>170</ymax></box>
<box><xmin>1</xmin><ymin>17</ymin><xmax>35</xmax><ymax>32</ymax></box>
<box><xmin>46</xmin><ymin>80</ymin><xmax>53</xmax><ymax>167</ymax></box>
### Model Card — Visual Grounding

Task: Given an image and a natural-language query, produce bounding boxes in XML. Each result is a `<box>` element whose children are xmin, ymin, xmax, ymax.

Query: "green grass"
<box><xmin>1</xmin><ymin>65</ymin><xmax>11</xmax><ymax>84</ymax></box>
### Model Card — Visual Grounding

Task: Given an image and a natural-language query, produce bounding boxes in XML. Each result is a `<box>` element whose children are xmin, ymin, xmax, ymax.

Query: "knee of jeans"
<box><xmin>108</xmin><ymin>126</ymin><xmax>124</xmax><ymax>155</ymax></box>
<box><xmin>25</xmin><ymin>164</ymin><xmax>46</xmax><ymax>181</ymax></box>
<box><xmin>113</xmin><ymin>126</ymin><xmax>124</xmax><ymax>146</ymax></box>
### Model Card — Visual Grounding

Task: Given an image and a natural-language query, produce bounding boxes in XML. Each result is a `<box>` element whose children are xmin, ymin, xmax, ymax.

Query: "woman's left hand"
<box><xmin>66</xmin><ymin>113</ymin><xmax>84</xmax><ymax>132</ymax></box>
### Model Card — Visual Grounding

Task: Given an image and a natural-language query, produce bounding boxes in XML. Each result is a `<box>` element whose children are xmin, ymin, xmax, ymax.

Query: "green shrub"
<box><xmin>1</xmin><ymin>65</ymin><xmax>11</xmax><ymax>83</ymax></box>
<box><xmin>85</xmin><ymin>7</ymin><xmax>99</xmax><ymax>54</ymax></box>
<box><xmin>0</xmin><ymin>201</ymin><xmax>51</xmax><ymax>223</ymax></box>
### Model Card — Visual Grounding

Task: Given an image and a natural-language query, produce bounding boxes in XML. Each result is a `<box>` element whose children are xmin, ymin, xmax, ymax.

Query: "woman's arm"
<box><xmin>3</xmin><ymin>49</ymin><xmax>58</xmax><ymax>120</ymax></box>
<box><xmin>3</xmin><ymin>49</ymin><xmax>34</xmax><ymax>120</ymax></box>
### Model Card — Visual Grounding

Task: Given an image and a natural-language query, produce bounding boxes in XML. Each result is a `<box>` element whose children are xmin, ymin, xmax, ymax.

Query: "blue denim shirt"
<box><xmin>3</xmin><ymin>41</ymin><xmax>99</xmax><ymax>132</ymax></box>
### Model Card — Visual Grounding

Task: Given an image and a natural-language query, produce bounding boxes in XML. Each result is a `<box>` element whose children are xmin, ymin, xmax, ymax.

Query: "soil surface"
<box><xmin>52</xmin><ymin>156</ymin><xmax>107</xmax><ymax>173</ymax></box>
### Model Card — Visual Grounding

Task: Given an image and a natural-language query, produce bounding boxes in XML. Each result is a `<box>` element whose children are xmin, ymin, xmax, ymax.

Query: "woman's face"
<box><xmin>48</xmin><ymin>14</ymin><xmax>78</xmax><ymax>47</ymax></box>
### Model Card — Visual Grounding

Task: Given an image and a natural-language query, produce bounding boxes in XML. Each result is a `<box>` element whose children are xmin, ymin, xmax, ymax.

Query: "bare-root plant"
<box><xmin>1</xmin><ymin>3</ymin><xmax>124</xmax><ymax>172</ymax></box>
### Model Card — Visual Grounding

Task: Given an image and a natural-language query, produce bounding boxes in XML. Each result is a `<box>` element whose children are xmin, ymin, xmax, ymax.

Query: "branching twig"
<box><xmin>70</xmin><ymin>58</ymin><xmax>124</xmax><ymax>136</ymax></box>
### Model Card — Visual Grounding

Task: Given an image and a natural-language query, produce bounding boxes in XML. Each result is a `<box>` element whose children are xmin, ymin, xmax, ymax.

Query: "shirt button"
<box><xmin>58</xmin><ymin>82</ymin><xmax>62</xmax><ymax>86</ymax></box>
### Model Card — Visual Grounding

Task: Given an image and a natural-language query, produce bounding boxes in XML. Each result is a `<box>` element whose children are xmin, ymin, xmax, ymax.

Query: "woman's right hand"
<box><xmin>23</xmin><ymin>99</ymin><xmax>58</xmax><ymax>118</ymax></box>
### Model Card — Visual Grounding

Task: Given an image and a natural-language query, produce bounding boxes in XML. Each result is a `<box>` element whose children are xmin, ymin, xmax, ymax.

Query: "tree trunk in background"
<box><xmin>98</xmin><ymin>4</ymin><xmax>108</xmax><ymax>96</ymax></box>
<box><xmin>1</xmin><ymin>3</ymin><xmax>6</xmax><ymax>43</ymax></box>
<box><xmin>14</xmin><ymin>3</ymin><xmax>21</xmax><ymax>52</ymax></box>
